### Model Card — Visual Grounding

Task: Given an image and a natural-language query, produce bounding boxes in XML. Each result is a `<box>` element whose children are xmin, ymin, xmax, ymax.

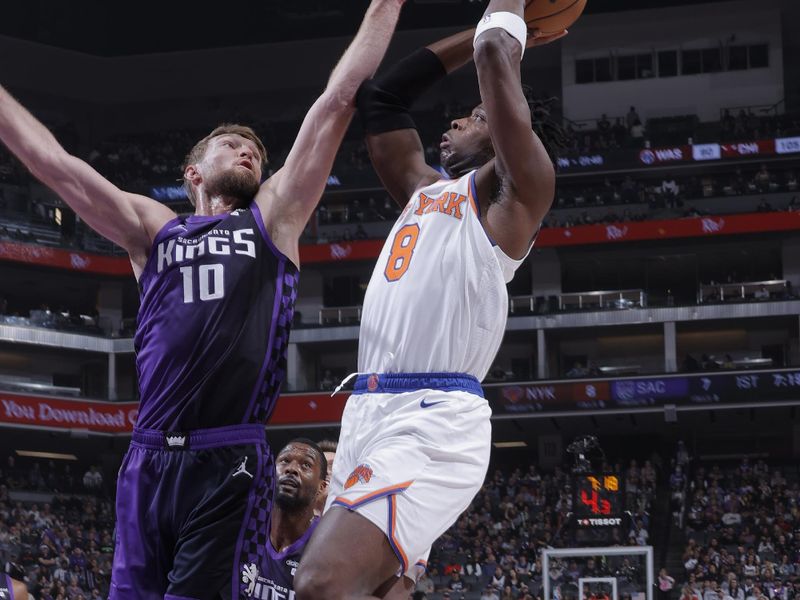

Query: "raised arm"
<box><xmin>473</xmin><ymin>0</ymin><xmax>563</xmax><ymax>259</ymax></box>
<box><xmin>0</xmin><ymin>85</ymin><xmax>175</xmax><ymax>276</ymax></box>
<box><xmin>357</xmin><ymin>30</ymin><xmax>476</xmax><ymax>207</ymax></box>
<box><xmin>257</xmin><ymin>0</ymin><xmax>406</xmax><ymax>264</ymax></box>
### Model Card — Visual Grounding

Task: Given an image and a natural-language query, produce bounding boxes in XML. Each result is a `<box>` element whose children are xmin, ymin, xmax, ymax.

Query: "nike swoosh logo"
<box><xmin>420</xmin><ymin>399</ymin><xmax>447</xmax><ymax>409</ymax></box>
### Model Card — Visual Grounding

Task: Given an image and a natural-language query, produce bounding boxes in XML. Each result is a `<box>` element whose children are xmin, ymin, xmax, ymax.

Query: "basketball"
<box><xmin>524</xmin><ymin>0</ymin><xmax>588</xmax><ymax>35</ymax></box>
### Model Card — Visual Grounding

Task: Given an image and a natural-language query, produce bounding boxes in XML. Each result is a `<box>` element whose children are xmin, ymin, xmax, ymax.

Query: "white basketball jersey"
<box><xmin>358</xmin><ymin>170</ymin><xmax>527</xmax><ymax>381</ymax></box>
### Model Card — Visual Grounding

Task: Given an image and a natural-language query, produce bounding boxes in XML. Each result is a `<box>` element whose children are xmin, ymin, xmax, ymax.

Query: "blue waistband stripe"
<box><xmin>353</xmin><ymin>372</ymin><xmax>483</xmax><ymax>397</ymax></box>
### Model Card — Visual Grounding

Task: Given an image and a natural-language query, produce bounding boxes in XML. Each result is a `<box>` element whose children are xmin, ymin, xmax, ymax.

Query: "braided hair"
<box><xmin>522</xmin><ymin>87</ymin><xmax>571</xmax><ymax>163</ymax></box>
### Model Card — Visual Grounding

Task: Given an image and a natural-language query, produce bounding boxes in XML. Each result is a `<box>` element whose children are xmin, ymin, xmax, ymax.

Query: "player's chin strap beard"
<box><xmin>444</xmin><ymin>148</ymin><xmax>493</xmax><ymax>179</ymax></box>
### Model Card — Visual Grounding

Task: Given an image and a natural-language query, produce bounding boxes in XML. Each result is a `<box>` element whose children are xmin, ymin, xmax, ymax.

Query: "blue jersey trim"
<box><xmin>353</xmin><ymin>372</ymin><xmax>483</xmax><ymax>397</ymax></box>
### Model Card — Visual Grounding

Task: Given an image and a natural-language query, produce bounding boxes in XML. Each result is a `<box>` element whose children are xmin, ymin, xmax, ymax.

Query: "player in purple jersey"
<box><xmin>243</xmin><ymin>440</ymin><xmax>327</xmax><ymax>600</ymax></box>
<box><xmin>0</xmin><ymin>2</ymin><xmax>408</xmax><ymax>598</ymax></box>
<box><xmin>0</xmin><ymin>562</ymin><xmax>27</xmax><ymax>600</ymax></box>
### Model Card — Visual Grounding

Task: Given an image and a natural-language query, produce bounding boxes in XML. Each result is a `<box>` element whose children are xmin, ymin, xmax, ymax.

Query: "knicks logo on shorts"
<box><xmin>367</xmin><ymin>374</ymin><xmax>379</xmax><ymax>392</ymax></box>
<box><xmin>345</xmin><ymin>464</ymin><xmax>374</xmax><ymax>490</ymax></box>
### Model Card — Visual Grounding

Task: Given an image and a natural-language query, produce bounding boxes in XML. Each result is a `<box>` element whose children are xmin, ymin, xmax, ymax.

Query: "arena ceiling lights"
<box><xmin>15</xmin><ymin>450</ymin><xmax>78</xmax><ymax>461</ymax></box>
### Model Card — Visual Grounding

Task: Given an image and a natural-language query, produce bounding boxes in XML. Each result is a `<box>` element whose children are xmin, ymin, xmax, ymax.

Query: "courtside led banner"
<box><xmin>2</xmin><ymin>211</ymin><xmax>800</xmax><ymax>271</ymax></box>
<box><xmin>0</xmin><ymin>393</ymin><xmax>139</xmax><ymax>433</ymax></box>
<box><xmin>557</xmin><ymin>136</ymin><xmax>800</xmax><ymax>173</ymax></box>
<box><xmin>487</xmin><ymin>368</ymin><xmax>800</xmax><ymax>414</ymax></box>
<box><xmin>0</xmin><ymin>391</ymin><xmax>349</xmax><ymax>433</ymax></box>
<box><xmin>2</xmin><ymin>368</ymin><xmax>799</xmax><ymax>432</ymax></box>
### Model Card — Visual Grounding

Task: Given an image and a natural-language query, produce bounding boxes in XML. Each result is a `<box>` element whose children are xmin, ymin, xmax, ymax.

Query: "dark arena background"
<box><xmin>1</xmin><ymin>0</ymin><xmax>799</xmax><ymax>599</ymax></box>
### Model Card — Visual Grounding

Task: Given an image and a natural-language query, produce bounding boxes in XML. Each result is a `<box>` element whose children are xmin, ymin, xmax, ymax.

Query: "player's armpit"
<box><xmin>474</xmin><ymin>153</ymin><xmax>553</xmax><ymax>260</ymax></box>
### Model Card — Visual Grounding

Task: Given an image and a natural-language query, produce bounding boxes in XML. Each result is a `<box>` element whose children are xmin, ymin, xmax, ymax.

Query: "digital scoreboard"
<box><xmin>574</xmin><ymin>473</ymin><xmax>624</xmax><ymax>527</ymax></box>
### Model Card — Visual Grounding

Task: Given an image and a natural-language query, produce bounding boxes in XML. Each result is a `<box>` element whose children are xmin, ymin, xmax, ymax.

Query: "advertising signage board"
<box><xmin>487</xmin><ymin>369</ymin><xmax>800</xmax><ymax>415</ymax></box>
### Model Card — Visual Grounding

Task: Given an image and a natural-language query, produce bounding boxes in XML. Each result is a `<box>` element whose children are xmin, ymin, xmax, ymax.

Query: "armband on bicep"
<box><xmin>356</xmin><ymin>48</ymin><xmax>447</xmax><ymax>136</ymax></box>
<box><xmin>357</xmin><ymin>81</ymin><xmax>418</xmax><ymax>135</ymax></box>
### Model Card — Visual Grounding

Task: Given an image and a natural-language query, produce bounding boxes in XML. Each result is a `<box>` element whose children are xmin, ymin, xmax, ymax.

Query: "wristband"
<box><xmin>474</xmin><ymin>11</ymin><xmax>527</xmax><ymax>61</ymax></box>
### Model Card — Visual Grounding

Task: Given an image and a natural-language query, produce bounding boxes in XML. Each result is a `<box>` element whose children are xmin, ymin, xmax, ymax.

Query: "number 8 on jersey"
<box><xmin>384</xmin><ymin>224</ymin><xmax>420</xmax><ymax>282</ymax></box>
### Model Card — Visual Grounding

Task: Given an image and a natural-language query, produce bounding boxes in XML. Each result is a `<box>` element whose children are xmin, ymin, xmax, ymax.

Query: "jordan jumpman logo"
<box><xmin>233</xmin><ymin>456</ymin><xmax>254</xmax><ymax>479</ymax></box>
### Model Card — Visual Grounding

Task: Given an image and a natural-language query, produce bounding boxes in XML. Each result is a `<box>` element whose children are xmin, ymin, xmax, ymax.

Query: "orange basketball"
<box><xmin>524</xmin><ymin>0</ymin><xmax>588</xmax><ymax>35</ymax></box>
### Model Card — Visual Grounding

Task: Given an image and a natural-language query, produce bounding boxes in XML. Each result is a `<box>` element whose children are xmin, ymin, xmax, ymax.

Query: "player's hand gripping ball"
<box><xmin>524</xmin><ymin>0</ymin><xmax>587</xmax><ymax>36</ymax></box>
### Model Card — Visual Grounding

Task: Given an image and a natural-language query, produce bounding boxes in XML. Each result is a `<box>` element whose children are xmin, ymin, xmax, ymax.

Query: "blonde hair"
<box><xmin>182</xmin><ymin>123</ymin><xmax>267</xmax><ymax>206</ymax></box>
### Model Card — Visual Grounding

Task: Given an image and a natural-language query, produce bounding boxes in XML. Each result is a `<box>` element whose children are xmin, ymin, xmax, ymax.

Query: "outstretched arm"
<box><xmin>258</xmin><ymin>0</ymin><xmax>406</xmax><ymax>264</ymax></box>
<box><xmin>358</xmin><ymin>29</ymin><xmax>476</xmax><ymax>207</ymax></box>
<box><xmin>0</xmin><ymin>85</ymin><xmax>175</xmax><ymax>276</ymax></box>
<box><xmin>473</xmin><ymin>0</ymin><xmax>563</xmax><ymax>259</ymax></box>
<box><xmin>357</xmin><ymin>27</ymin><xmax>560</xmax><ymax>208</ymax></box>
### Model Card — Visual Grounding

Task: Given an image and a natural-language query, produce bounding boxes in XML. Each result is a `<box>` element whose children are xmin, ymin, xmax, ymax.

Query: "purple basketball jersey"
<box><xmin>134</xmin><ymin>203</ymin><xmax>298</xmax><ymax>431</ymax></box>
<box><xmin>0</xmin><ymin>575</ymin><xmax>13</xmax><ymax>600</ymax></box>
<box><xmin>243</xmin><ymin>519</ymin><xmax>318</xmax><ymax>599</ymax></box>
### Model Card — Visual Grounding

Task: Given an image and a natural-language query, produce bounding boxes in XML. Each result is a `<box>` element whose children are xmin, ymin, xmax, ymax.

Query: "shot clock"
<box><xmin>574</xmin><ymin>473</ymin><xmax>625</xmax><ymax>527</ymax></box>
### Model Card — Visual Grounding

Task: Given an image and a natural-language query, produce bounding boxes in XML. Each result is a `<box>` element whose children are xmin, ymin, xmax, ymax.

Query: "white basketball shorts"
<box><xmin>324</xmin><ymin>373</ymin><xmax>491</xmax><ymax>580</ymax></box>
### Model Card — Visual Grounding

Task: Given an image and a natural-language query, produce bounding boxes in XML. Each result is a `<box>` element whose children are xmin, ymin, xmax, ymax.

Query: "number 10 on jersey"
<box><xmin>384</xmin><ymin>224</ymin><xmax>420</xmax><ymax>282</ymax></box>
<box><xmin>179</xmin><ymin>264</ymin><xmax>225</xmax><ymax>303</ymax></box>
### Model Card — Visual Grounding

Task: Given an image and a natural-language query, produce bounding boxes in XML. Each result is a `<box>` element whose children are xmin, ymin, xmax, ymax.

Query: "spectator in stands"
<box><xmin>482</xmin><ymin>586</ymin><xmax>501</xmax><ymax>600</ymax></box>
<box><xmin>726</xmin><ymin>578</ymin><xmax>745</xmax><ymax>600</ymax></box>
<box><xmin>319</xmin><ymin>370</ymin><xmax>335</xmax><ymax>391</ymax></box>
<box><xmin>627</xmin><ymin>106</ymin><xmax>641</xmax><ymax>131</ymax></box>
<box><xmin>465</xmin><ymin>554</ymin><xmax>483</xmax><ymax>580</ymax></box>
<box><xmin>754</xmin><ymin>165</ymin><xmax>771</xmax><ymax>193</ymax></box>
<box><xmin>415</xmin><ymin>572</ymin><xmax>435</xmax><ymax>597</ymax></box>
<box><xmin>787</xmin><ymin>196</ymin><xmax>799</xmax><ymax>212</ymax></box>
<box><xmin>598</xmin><ymin>114</ymin><xmax>611</xmax><ymax>136</ymax></box>
<box><xmin>659</xmin><ymin>569</ymin><xmax>677</xmax><ymax>600</ymax></box>
<box><xmin>705</xmin><ymin>581</ymin><xmax>724</xmax><ymax>600</ymax></box>
<box><xmin>683</xmin><ymin>585</ymin><xmax>702</xmax><ymax>600</ymax></box>
<box><xmin>756</xmin><ymin>198</ymin><xmax>773</xmax><ymax>213</ymax></box>
<box><xmin>630</xmin><ymin>120</ymin><xmax>646</xmax><ymax>146</ymax></box>
<box><xmin>721</xmin><ymin>110</ymin><xmax>736</xmax><ymax>139</ymax></box>
<box><xmin>629</xmin><ymin>519</ymin><xmax>649</xmax><ymax>546</ymax></box>
<box><xmin>753</xmin><ymin>286</ymin><xmax>770</xmax><ymax>300</ymax></box>
<box><xmin>491</xmin><ymin>566</ymin><xmax>506</xmax><ymax>590</ymax></box>
<box><xmin>613</xmin><ymin>118</ymin><xmax>628</xmax><ymax>147</ymax></box>
<box><xmin>81</xmin><ymin>466</ymin><xmax>102</xmax><ymax>492</ymax></box>
<box><xmin>566</xmin><ymin>362</ymin><xmax>589</xmax><ymax>378</ymax></box>
<box><xmin>661</xmin><ymin>177</ymin><xmax>680</xmax><ymax>207</ymax></box>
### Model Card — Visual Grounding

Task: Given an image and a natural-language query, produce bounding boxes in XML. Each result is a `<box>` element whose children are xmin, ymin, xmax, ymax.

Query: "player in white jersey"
<box><xmin>294</xmin><ymin>2</ymin><xmax>566</xmax><ymax>599</ymax></box>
